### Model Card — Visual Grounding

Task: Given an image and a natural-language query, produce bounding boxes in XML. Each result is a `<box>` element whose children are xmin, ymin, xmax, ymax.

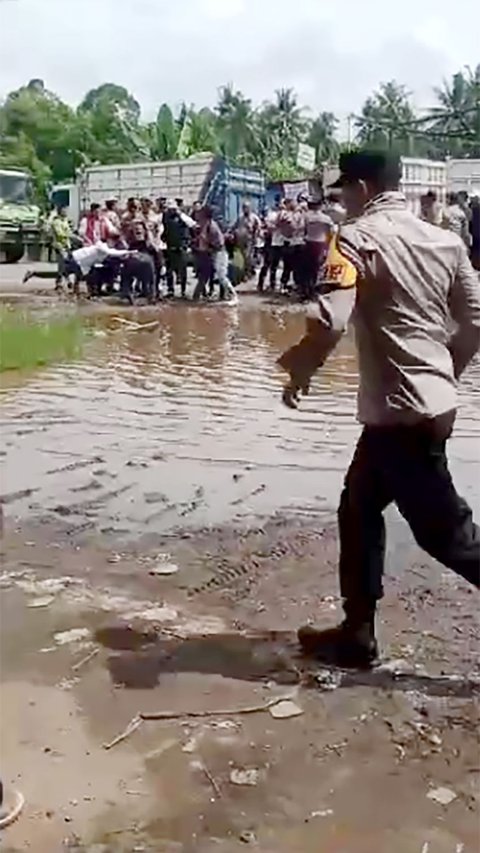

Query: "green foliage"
<box><xmin>307</xmin><ymin>112</ymin><xmax>339</xmax><ymax>164</ymax></box>
<box><xmin>148</xmin><ymin>104</ymin><xmax>179</xmax><ymax>160</ymax></box>
<box><xmin>0</xmin><ymin>67</ymin><xmax>478</xmax><ymax>205</ymax></box>
<box><xmin>355</xmin><ymin>81</ymin><xmax>417</xmax><ymax>153</ymax></box>
<box><xmin>176</xmin><ymin>107</ymin><xmax>218</xmax><ymax>158</ymax></box>
<box><xmin>354</xmin><ymin>69</ymin><xmax>480</xmax><ymax>158</ymax></box>
<box><xmin>0</xmin><ymin>307</ymin><xmax>86</xmax><ymax>372</ymax></box>
<box><xmin>428</xmin><ymin>65</ymin><xmax>480</xmax><ymax>158</ymax></box>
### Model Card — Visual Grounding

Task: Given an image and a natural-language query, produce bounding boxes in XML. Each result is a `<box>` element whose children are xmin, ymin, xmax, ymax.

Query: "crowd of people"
<box><xmin>420</xmin><ymin>189</ymin><xmax>480</xmax><ymax>268</ymax></box>
<box><xmin>31</xmin><ymin>196</ymin><xmax>240</xmax><ymax>305</ymax></box>
<box><xmin>26</xmin><ymin>191</ymin><xmax>347</xmax><ymax>305</ymax></box>
<box><xmin>26</xmin><ymin>184</ymin><xmax>479</xmax><ymax>303</ymax></box>
<box><xmin>256</xmin><ymin>193</ymin><xmax>346</xmax><ymax>299</ymax></box>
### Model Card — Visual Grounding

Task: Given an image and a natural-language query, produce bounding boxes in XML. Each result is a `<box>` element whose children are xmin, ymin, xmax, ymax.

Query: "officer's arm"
<box><xmin>278</xmin><ymin>234</ymin><xmax>359</xmax><ymax>407</ymax></box>
<box><xmin>449</xmin><ymin>242</ymin><xmax>480</xmax><ymax>378</ymax></box>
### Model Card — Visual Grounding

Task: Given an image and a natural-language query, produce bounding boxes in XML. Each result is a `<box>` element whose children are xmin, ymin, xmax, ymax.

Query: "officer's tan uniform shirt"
<box><xmin>279</xmin><ymin>192</ymin><xmax>480</xmax><ymax>425</ymax></box>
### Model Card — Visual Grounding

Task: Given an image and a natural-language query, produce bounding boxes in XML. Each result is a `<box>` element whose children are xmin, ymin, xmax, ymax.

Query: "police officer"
<box><xmin>279</xmin><ymin>150</ymin><xmax>480</xmax><ymax>668</ymax></box>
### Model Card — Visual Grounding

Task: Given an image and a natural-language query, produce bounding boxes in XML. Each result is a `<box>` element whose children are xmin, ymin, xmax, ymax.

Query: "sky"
<box><xmin>1</xmin><ymin>0</ymin><xmax>479</xmax><ymax>125</ymax></box>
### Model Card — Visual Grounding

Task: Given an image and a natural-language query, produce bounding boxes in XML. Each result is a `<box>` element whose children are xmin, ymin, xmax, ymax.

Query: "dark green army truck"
<box><xmin>0</xmin><ymin>168</ymin><xmax>42</xmax><ymax>263</ymax></box>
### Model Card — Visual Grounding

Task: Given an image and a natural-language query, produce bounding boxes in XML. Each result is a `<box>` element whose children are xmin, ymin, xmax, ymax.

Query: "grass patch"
<box><xmin>0</xmin><ymin>307</ymin><xmax>86</xmax><ymax>372</ymax></box>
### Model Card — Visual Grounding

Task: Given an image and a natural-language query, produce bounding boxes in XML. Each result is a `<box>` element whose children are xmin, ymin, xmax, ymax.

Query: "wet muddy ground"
<box><xmin>1</xmin><ymin>266</ymin><xmax>479</xmax><ymax>852</ymax></box>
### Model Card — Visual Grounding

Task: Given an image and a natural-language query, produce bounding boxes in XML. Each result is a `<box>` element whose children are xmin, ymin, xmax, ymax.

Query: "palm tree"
<box><xmin>429</xmin><ymin>66</ymin><xmax>480</xmax><ymax>157</ymax></box>
<box><xmin>355</xmin><ymin>81</ymin><xmax>417</xmax><ymax>154</ymax></box>
<box><xmin>215</xmin><ymin>85</ymin><xmax>256</xmax><ymax>162</ymax></box>
<box><xmin>271</xmin><ymin>88</ymin><xmax>307</xmax><ymax>160</ymax></box>
<box><xmin>306</xmin><ymin>112</ymin><xmax>339</xmax><ymax>164</ymax></box>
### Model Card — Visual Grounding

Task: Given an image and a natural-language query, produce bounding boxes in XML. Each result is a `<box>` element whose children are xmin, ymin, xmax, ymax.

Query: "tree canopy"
<box><xmin>0</xmin><ymin>66</ymin><xmax>478</xmax><ymax>202</ymax></box>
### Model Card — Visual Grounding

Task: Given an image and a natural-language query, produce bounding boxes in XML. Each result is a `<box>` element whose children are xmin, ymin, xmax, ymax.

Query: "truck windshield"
<box><xmin>0</xmin><ymin>174</ymin><xmax>31</xmax><ymax>204</ymax></box>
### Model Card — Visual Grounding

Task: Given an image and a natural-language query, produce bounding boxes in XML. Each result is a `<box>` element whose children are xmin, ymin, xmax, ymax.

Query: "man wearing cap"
<box><xmin>279</xmin><ymin>149</ymin><xmax>480</xmax><ymax>667</ymax></box>
<box><xmin>163</xmin><ymin>199</ymin><xmax>195</xmax><ymax>298</ymax></box>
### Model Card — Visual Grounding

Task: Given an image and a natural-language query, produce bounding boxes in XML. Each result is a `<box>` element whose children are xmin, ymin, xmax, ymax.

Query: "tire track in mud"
<box><xmin>186</xmin><ymin>523</ymin><xmax>330</xmax><ymax>598</ymax></box>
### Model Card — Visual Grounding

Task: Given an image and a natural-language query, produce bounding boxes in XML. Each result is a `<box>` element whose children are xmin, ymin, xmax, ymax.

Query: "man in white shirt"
<box><xmin>71</xmin><ymin>242</ymin><xmax>131</xmax><ymax>276</ymax></box>
<box><xmin>68</xmin><ymin>242</ymin><xmax>132</xmax><ymax>297</ymax></box>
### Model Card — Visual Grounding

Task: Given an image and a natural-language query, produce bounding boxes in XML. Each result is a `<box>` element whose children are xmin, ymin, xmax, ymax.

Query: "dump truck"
<box><xmin>447</xmin><ymin>159</ymin><xmax>480</xmax><ymax>196</ymax></box>
<box><xmin>0</xmin><ymin>168</ymin><xmax>42</xmax><ymax>263</ymax></box>
<box><xmin>322</xmin><ymin>158</ymin><xmax>447</xmax><ymax>215</ymax></box>
<box><xmin>52</xmin><ymin>155</ymin><xmax>265</xmax><ymax>228</ymax></box>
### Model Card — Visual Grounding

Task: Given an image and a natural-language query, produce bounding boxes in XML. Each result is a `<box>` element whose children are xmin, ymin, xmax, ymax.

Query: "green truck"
<box><xmin>0</xmin><ymin>168</ymin><xmax>42</xmax><ymax>263</ymax></box>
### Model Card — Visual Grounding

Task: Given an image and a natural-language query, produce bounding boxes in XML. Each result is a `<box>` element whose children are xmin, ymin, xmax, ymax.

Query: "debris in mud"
<box><xmin>0</xmin><ymin>785</ymin><xmax>25</xmax><ymax>829</ymax></box>
<box><xmin>128</xmin><ymin>604</ymin><xmax>178</xmax><ymax>621</ymax></box>
<box><xmin>107</xmin><ymin>552</ymin><xmax>122</xmax><ymax>563</ymax></box>
<box><xmin>313</xmin><ymin>668</ymin><xmax>342</xmax><ymax>691</ymax></box>
<box><xmin>229</xmin><ymin>768</ymin><xmax>260</xmax><ymax>786</ymax></box>
<box><xmin>54</xmin><ymin>627</ymin><xmax>91</xmax><ymax>646</ymax></box>
<box><xmin>268</xmin><ymin>699</ymin><xmax>303</xmax><ymax>719</ymax></box>
<box><xmin>126</xmin><ymin>458</ymin><xmax>149</xmax><ymax>468</ymax></box>
<box><xmin>427</xmin><ymin>786</ymin><xmax>458</xmax><ymax>806</ymax></box>
<box><xmin>182</xmin><ymin>736</ymin><xmax>199</xmax><ymax>753</ymax></box>
<box><xmin>28</xmin><ymin>595</ymin><xmax>55</xmax><ymax>608</ymax></box>
<box><xmin>191</xmin><ymin>759</ymin><xmax>222</xmax><ymax>798</ymax></box>
<box><xmin>310</xmin><ymin>808</ymin><xmax>334</xmax><ymax>819</ymax></box>
<box><xmin>103</xmin><ymin>715</ymin><xmax>143</xmax><ymax>750</ymax></box>
<box><xmin>57</xmin><ymin>676</ymin><xmax>79</xmax><ymax>690</ymax></box>
<box><xmin>71</xmin><ymin>647</ymin><xmax>99</xmax><ymax>672</ymax></box>
<box><xmin>18</xmin><ymin>576</ymin><xmax>77</xmax><ymax>595</ymax></box>
<box><xmin>148</xmin><ymin>558</ymin><xmax>179</xmax><ymax>576</ymax></box>
<box><xmin>239</xmin><ymin>830</ymin><xmax>257</xmax><ymax>843</ymax></box>
<box><xmin>144</xmin><ymin>491</ymin><xmax>168</xmax><ymax>504</ymax></box>
<box><xmin>113</xmin><ymin>316</ymin><xmax>160</xmax><ymax>331</ymax></box>
<box><xmin>104</xmin><ymin>695</ymin><xmax>297</xmax><ymax>749</ymax></box>
<box><xmin>378</xmin><ymin>658</ymin><xmax>416</xmax><ymax>676</ymax></box>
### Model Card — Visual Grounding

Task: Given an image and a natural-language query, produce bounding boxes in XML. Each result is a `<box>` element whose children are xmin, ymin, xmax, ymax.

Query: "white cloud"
<box><xmin>0</xmin><ymin>0</ymin><xmax>477</xmax><ymax>118</ymax></box>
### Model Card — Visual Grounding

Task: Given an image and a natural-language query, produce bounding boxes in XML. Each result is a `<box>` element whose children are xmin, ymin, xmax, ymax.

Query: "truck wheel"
<box><xmin>3</xmin><ymin>245</ymin><xmax>24</xmax><ymax>264</ymax></box>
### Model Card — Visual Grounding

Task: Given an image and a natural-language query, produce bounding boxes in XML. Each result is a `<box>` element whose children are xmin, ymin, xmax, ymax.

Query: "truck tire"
<box><xmin>3</xmin><ymin>245</ymin><xmax>24</xmax><ymax>264</ymax></box>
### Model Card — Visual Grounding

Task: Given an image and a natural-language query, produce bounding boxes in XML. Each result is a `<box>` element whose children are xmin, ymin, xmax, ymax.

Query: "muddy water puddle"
<box><xmin>1</xmin><ymin>301</ymin><xmax>480</xmax><ymax>540</ymax></box>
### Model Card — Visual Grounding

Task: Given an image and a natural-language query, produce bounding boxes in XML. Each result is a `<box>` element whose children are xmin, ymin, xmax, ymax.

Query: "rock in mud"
<box><xmin>230</xmin><ymin>768</ymin><xmax>260</xmax><ymax>786</ymax></box>
<box><xmin>268</xmin><ymin>699</ymin><xmax>303</xmax><ymax>719</ymax></box>
<box><xmin>427</xmin><ymin>786</ymin><xmax>457</xmax><ymax>806</ymax></box>
<box><xmin>54</xmin><ymin>628</ymin><xmax>91</xmax><ymax>646</ymax></box>
<box><xmin>149</xmin><ymin>560</ymin><xmax>179</xmax><ymax>576</ymax></box>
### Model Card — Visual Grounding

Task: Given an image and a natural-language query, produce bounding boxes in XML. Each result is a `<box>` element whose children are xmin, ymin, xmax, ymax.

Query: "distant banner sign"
<box><xmin>297</xmin><ymin>142</ymin><xmax>316</xmax><ymax>172</ymax></box>
<box><xmin>284</xmin><ymin>181</ymin><xmax>309</xmax><ymax>199</ymax></box>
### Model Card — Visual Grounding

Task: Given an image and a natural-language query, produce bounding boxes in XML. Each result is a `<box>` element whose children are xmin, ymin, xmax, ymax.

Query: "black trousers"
<box><xmin>281</xmin><ymin>244</ymin><xmax>304</xmax><ymax>290</ymax></box>
<box><xmin>165</xmin><ymin>247</ymin><xmax>187</xmax><ymax>295</ymax></box>
<box><xmin>258</xmin><ymin>244</ymin><xmax>283</xmax><ymax>291</ymax></box>
<box><xmin>120</xmin><ymin>253</ymin><xmax>155</xmax><ymax>301</ymax></box>
<box><xmin>192</xmin><ymin>251</ymin><xmax>214</xmax><ymax>300</ymax></box>
<box><xmin>338</xmin><ymin>412</ymin><xmax>480</xmax><ymax>605</ymax></box>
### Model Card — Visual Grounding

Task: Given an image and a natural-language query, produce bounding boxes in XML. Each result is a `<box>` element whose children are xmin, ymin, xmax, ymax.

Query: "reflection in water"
<box><xmin>1</xmin><ymin>303</ymin><xmax>479</xmax><ymax>538</ymax></box>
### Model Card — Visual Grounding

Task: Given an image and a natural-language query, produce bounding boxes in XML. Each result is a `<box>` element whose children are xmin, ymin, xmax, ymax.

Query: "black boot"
<box><xmin>298</xmin><ymin>601</ymin><xmax>378</xmax><ymax>669</ymax></box>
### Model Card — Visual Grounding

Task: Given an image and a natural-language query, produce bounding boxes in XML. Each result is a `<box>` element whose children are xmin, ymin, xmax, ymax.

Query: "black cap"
<box><xmin>330</xmin><ymin>150</ymin><xmax>401</xmax><ymax>188</ymax></box>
